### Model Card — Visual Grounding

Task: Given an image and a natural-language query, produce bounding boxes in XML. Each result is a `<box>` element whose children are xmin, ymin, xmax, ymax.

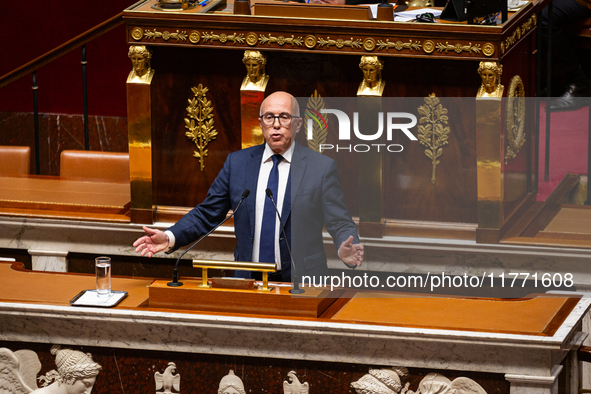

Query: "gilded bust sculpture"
<box><xmin>33</xmin><ymin>345</ymin><xmax>102</xmax><ymax>394</ymax></box>
<box><xmin>357</xmin><ymin>56</ymin><xmax>385</xmax><ymax>97</ymax></box>
<box><xmin>128</xmin><ymin>45</ymin><xmax>154</xmax><ymax>82</ymax></box>
<box><xmin>476</xmin><ymin>61</ymin><xmax>504</xmax><ymax>98</ymax></box>
<box><xmin>241</xmin><ymin>50</ymin><xmax>269</xmax><ymax>92</ymax></box>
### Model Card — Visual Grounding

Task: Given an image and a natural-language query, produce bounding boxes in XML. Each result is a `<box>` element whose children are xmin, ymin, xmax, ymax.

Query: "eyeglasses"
<box><xmin>259</xmin><ymin>113</ymin><xmax>300</xmax><ymax>126</ymax></box>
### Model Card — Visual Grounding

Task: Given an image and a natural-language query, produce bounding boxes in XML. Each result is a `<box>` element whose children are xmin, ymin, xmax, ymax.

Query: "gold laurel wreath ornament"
<box><xmin>184</xmin><ymin>84</ymin><xmax>217</xmax><ymax>171</ymax></box>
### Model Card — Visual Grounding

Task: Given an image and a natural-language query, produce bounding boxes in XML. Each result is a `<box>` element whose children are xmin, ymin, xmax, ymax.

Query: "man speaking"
<box><xmin>133</xmin><ymin>91</ymin><xmax>363</xmax><ymax>282</ymax></box>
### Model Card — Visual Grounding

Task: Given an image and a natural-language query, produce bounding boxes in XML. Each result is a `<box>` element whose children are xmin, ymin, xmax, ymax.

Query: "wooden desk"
<box><xmin>0</xmin><ymin>175</ymin><xmax>131</xmax><ymax>222</ymax></box>
<box><xmin>0</xmin><ymin>262</ymin><xmax>588</xmax><ymax>394</ymax></box>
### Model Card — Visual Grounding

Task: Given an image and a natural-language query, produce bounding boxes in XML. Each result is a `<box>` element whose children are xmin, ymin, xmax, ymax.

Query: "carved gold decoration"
<box><xmin>377</xmin><ymin>39</ymin><xmax>421</xmax><ymax>52</ymax></box>
<box><xmin>363</xmin><ymin>38</ymin><xmax>376</xmax><ymax>51</ymax></box>
<box><xmin>436</xmin><ymin>42</ymin><xmax>481</xmax><ymax>54</ymax></box>
<box><xmin>406</xmin><ymin>0</ymin><xmax>433</xmax><ymax>6</ymax></box>
<box><xmin>304</xmin><ymin>90</ymin><xmax>328</xmax><ymax>153</ymax></box>
<box><xmin>259</xmin><ymin>34</ymin><xmax>303</xmax><ymax>46</ymax></box>
<box><xmin>155</xmin><ymin>362</ymin><xmax>180</xmax><ymax>394</ymax></box>
<box><xmin>241</xmin><ymin>50</ymin><xmax>269</xmax><ymax>92</ymax></box>
<box><xmin>482</xmin><ymin>43</ymin><xmax>495</xmax><ymax>57</ymax></box>
<box><xmin>128</xmin><ymin>45</ymin><xmax>154</xmax><ymax>83</ymax></box>
<box><xmin>505</xmin><ymin>75</ymin><xmax>526</xmax><ymax>164</ymax></box>
<box><xmin>502</xmin><ymin>15</ymin><xmax>536</xmax><ymax>54</ymax></box>
<box><xmin>246</xmin><ymin>32</ymin><xmax>258</xmax><ymax>46</ymax></box>
<box><xmin>144</xmin><ymin>29</ymin><xmax>187</xmax><ymax>42</ymax></box>
<box><xmin>423</xmin><ymin>40</ymin><xmax>435</xmax><ymax>54</ymax></box>
<box><xmin>304</xmin><ymin>35</ymin><xmax>317</xmax><ymax>49</ymax></box>
<box><xmin>131</xmin><ymin>27</ymin><xmax>144</xmax><ymax>41</ymax></box>
<box><xmin>418</xmin><ymin>94</ymin><xmax>450</xmax><ymax>185</ymax></box>
<box><xmin>202</xmin><ymin>32</ymin><xmax>245</xmax><ymax>44</ymax></box>
<box><xmin>317</xmin><ymin>37</ymin><xmax>361</xmax><ymax>49</ymax></box>
<box><xmin>189</xmin><ymin>31</ymin><xmax>201</xmax><ymax>44</ymax></box>
<box><xmin>184</xmin><ymin>84</ymin><xmax>217</xmax><ymax>171</ymax></box>
<box><xmin>131</xmin><ymin>26</ymin><xmax>498</xmax><ymax>60</ymax></box>
<box><xmin>477</xmin><ymin>61</ymin><xmax>504</xmax><ymax>98</ymax></box>
<box><xmin>358</xmin><ymin>56</ymin><xmax>385</xmax><ymax>97</ymax></box>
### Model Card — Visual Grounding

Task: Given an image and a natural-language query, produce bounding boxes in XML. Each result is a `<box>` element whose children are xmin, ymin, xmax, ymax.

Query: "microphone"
<box><xmin>265</xmin><ymin>188</ymin><xmax>304</xmax><ymax>294</ymax></box>
<box><xmin>168</xmin><ymin>189</ymin><xmax>250</xmax><ymax>287</ymax></box>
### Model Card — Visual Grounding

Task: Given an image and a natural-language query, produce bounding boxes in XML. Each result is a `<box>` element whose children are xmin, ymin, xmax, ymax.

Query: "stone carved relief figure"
<box><xmin>407</xmin><ymin>373</ymin><xmax>487</xmax><ymax>394</ymax></box>
<box><xmin>351</xmin><ymin>367</ymin><xmax>410</xmax><ymax>394</ymax></box>
<box><xmin>357</xmin><ymin>56</ymin><xmax>385</xmax><ymax>97</ymax></box>
<box><xmin>155</xmin><ymin>362</ymin><xmax>180</xmax><ymax>394</ymax></box>
<box><xmin>283</xmin><ymin>371</ymin><xmax>309</xmax><ymax>394</ymax></box>
<box><xmin>240</xmin><ymin>50</ymin><xmax>269</xmax><ymax>92</ymax></box>
<box><xmin>0</xmin><ymin>347</ymin><xmax>42</xmax><ymax>394</ymax></box>
<box><xmin>128</xmin><ymin>45</ymin><xmax>154</xmax><ymax>82</ymax></box>
<box><xmin>218</xmin><ymin>370</ymin><xmax>246</xmax><ymax>394</ymax></box>
<box><xmin>476</xmin><ymin>61</ymin><xmax>504</xmax><ymax>98</ymax></box>
<box><xmin>0</xmin><ymin>346</ymin><xmax>101</xmax><ymax>394</ymax></box>
<box><xmin>33</xmin><ymin>345</ymin><xmax>101</xmax><ymax>394</ymax></box>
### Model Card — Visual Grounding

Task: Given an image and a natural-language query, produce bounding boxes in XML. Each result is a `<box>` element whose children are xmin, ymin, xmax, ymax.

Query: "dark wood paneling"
<box><xmin>150</xmin><ymin>49</ymin><xmax>486</xmax><ymax>224</ymax></box>
<box><xmin>501</xmin><ymin>31</ymin><xmax>537</xmax><ymax>222</ymax></box>
<box><xmin>151</xmin><ymin>46</ymin><xmax>243</xmax><ymax>208</ymax></box>
<box><xmin>380</xmin><ymin>56</ymin><xmax>481</xmax><ymax>223</ymax></box>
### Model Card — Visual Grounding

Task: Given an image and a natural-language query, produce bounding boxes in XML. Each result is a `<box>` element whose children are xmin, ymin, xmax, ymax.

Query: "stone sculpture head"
<box><xmin>218</xmin><ymin>370</ymin><xmax>246</xmax><ymax>394</ymax></box>
<box><xmin>37</xmin><ymin>345</ymin><xmax>102</xmax><ymax>394</ymax></box>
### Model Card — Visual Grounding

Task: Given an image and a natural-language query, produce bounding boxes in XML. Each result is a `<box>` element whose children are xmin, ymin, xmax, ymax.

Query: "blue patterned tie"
<box><xmin>259</xmin><ymin>154</ymin><xmax>282</xmax><ymax>264</ymax></box>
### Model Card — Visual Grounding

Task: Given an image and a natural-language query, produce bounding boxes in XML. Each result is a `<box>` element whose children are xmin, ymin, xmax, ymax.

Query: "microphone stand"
<box><xmin>167</xmin><ymin>190</ymin><xmax>250</xmax><ymax>287</ymax></box>
<box><xmin>265</xmin><ymin>188</ymin><xmax>305</xmax><ymax>294</ymax></box>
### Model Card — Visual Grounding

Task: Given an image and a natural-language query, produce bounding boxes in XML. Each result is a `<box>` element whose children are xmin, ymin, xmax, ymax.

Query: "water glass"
<box><xmin>95</xmin><ymin>256</ymin><xmax>112</xmax><ymax>296</ymax></box>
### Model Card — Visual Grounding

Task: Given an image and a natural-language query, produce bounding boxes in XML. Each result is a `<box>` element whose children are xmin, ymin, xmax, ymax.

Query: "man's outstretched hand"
<box><xmin>338</xmin><ymin>235</ymin><xmax>364</xmax><ymax>268</ymax></box>
<box><xmin>133</xmin><ymin>226</ymin><xmax>170</xmax><ymax>257</ymax></box>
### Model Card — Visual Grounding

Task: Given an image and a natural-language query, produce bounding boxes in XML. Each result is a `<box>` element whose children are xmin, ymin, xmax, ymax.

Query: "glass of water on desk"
<box><xmin>95</xmin><ymin>256</ymin><xmax>111</xmax><ymax>296</ymax></box>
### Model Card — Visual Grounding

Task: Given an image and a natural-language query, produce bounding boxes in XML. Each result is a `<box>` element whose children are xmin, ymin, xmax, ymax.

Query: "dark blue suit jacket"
<box><xmin>168</xmin><ymin>142</ymin><xmax>359</xmax><ymax>281</ymax></box>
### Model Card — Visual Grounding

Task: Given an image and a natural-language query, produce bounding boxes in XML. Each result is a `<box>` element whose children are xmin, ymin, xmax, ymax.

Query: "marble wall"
<box><xmin>0</xmin><ymin>112</ymin><xmax>128</xmax><ymax>175</ymax></box>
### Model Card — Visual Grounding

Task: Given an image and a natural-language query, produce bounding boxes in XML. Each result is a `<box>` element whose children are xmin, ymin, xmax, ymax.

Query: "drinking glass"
<box><xmin>95</xmin><ymin>256</ymin><xmax>112</xmax><ymax>296</ymax></box>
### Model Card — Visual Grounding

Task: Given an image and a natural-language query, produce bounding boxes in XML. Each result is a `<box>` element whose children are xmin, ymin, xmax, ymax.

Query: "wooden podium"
<box><xmin>149</xmin><ymin>279</ymin><xmax>344</xmax><ymax>317</ymax></box>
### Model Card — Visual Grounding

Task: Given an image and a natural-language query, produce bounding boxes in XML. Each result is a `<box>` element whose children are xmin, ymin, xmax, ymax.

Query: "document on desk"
<box><xmin>394</xmin><ymin>7</ymin><xmax>442</xmax><ymax>21</ymax></box>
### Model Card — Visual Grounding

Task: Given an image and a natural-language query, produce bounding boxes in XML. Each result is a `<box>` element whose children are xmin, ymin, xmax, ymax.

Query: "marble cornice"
<box><xmin>0</xmin><ymin>298</ymin><xmax>589</xmax><ymax>377</ymax></box>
